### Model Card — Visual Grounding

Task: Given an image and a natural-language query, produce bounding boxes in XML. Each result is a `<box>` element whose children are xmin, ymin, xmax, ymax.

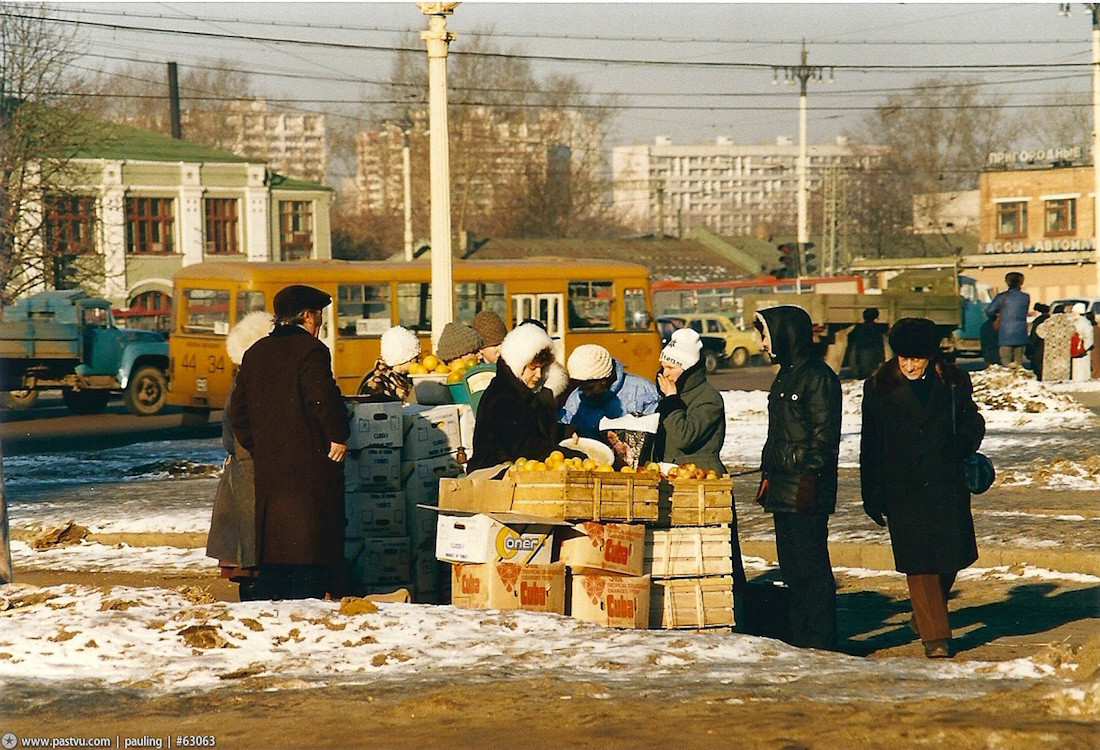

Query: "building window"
<box><xmin>1045</xmin><ymin>198</ymin><xmax>1076</xmax><ymax>236</ymax></box>
<box><xmin>126</xmin><ymin>197</ymin><xmax>175</xmax><ymax>254</ymax></box>
<box><xmin>205</xmin><ymin>198</ymin><xmax>239</xmax><ymax>255</ymax></box>
<box><xmin>996</xmin><ymin>201</ymin><xmax>1027</xmax><ymax>238</ymax></box>
<box><xmin>44</xmin><ymin>195</ymin><xmax>97</xmax><ymax>256</ymax></box>
<box><xmin>279</xmin><ymin>200</ymin><xmax>313</xmax><ymax>260</ymax></box>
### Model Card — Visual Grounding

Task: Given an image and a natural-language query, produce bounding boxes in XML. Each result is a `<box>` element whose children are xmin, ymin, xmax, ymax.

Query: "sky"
<box><xmin>43</xmin><ymin>2</ymin><xmax>1092</xmax><ymax>150</ymax></box>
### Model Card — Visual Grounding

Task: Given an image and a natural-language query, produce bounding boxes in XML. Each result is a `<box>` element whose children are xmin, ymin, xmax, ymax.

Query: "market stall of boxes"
<box><xmin>434</xmin><ymin>465</ymin><xmax>739</xmax><ymax>629</ymax></box>
<box><xmin>343</xmin><ymin>399</ymin><xmax>472</xmax><ymax>602</ymax></box>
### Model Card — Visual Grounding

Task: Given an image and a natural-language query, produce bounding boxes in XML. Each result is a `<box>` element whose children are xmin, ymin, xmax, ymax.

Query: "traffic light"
<box><xmin>802</xmin><ymin>242</ymin><xmax>818</xmax><ymax>275</ymax></box>
<box><xmin>776</xmin><ymin>243</ymin><xmax>797</xmax><ymax>278</ymax></box>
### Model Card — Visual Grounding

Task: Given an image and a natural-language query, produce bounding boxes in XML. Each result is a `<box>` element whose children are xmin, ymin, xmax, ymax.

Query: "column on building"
<box><xmin>177</xmin><ymin>163</ymin><xmax>204</xmax><ymax>267</ymax></box>
<box><xmin>99</xmin><ymin>160</ymin><xmax>128</xmax><ymax>303</ymax></box>
<box><xmin>244</xmin><ymin>165</ymin><xmax>272</xmax><ymax>261</ymax></box>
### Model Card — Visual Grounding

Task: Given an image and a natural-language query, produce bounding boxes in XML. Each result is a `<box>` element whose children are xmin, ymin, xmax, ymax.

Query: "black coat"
<box><xmin>844</xmin><ymin>322</ymin><xmax>886</xmax><ymax>380</ymax></box>
<box><xmin>652</xmin><ymin>362</ymin><xmax>727</xmax><ymax>474</ymax></box>
<box><xmin>466</xmin><ymin>358</ymin><xmax>575</xmax><ymax>471</ymax></box>
<box><xmin>758</xmin><ymin>306</ymin><xmax>843</xmax><ymax>514</ymax></box>
<box><xmin>860</xmin><ymin>359</ymin><xmax>985</xmax><ymax>574</ymax></box>
<box><xmin>228</xmin><ymin>325</ymin><xmax>350</xmax><ymax>570</ymax></box>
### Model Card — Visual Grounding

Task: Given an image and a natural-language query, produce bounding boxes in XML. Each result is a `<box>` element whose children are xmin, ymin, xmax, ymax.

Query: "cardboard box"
<box><xmin>346</xmin><ymin>447</ymin><xmax>402</xmax><ymax>491</ymax></box>
<box><xmin>450</xmin><ymin>561</ymin><xmax>566</xmax><ymax>613</ymax></box>
<box><xmin>437</xmin><ymin>476</ymin><xmax>516</xmax><ymax>514</ymax></box>
<box><xmin>347</xmin><ymin>537</ymin><xmax>411</xmax><ymax>587</ymax></box>
<box><xmin>435</xmin><ymin>511</ymin><xmax>563</xmax><ymax>565</ymax></box>
<box><xmin>347</xmin><ymin>401</ymin><xmax>404</xmax><ymax>449</ymax></box>
<box><xmin>401</xmin><ymin>404</ymin><xmax>463</xmax><ymax>460</ymax></box>
<box><xmin>649</xmin><ymin>576</ymin><xmax>735</xmax><ymax>629</ymax></box>
<box><xmin>645</xmin><ymin>526</ymin><xmax>733</xmax><ymax>578</ymax></box>
<box><xmin>659</xmin><ymin>477</ymin><xmax>735</xmax><ymax>526</ymax></box>
<box><xmin>345</xmin><ymin>491</ymin><xmax>406</xmax><ymax>538</ymax></box>
<box><xmin>402</xmin><ymin>453</ymin><xmax>465</xmax><ymax>506</ymax></box>
<box><xmin>570</xmin><ymin>572</ymin><xmax>650</xmax><ymax>629</ymax></box>
<box><xmin>560</xmin><ymin>522</ymin><xmax>646</xmax><ymax>576</ymax></box>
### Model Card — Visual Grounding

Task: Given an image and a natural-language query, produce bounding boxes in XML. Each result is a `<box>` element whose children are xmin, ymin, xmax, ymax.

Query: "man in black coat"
<box><xmin>753</xmin><ymin>306</ymin><xmax>843</xmax><ymax>651</ymax></box>
<box><xmin>844</xmin><ymin>307</ymin><xmax>887</xmax><ymax>380</ymax></box>
<box><xmin>229</xmin><ymin>285</ymin><xmax>350</xmax><ymax>601</ymax></box>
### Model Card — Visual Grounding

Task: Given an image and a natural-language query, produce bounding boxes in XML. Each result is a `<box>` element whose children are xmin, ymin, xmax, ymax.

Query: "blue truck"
<box><xmin>0</xmin><ymin>290</ymin><xmax>170</xmax><ymax>415</ymax></box>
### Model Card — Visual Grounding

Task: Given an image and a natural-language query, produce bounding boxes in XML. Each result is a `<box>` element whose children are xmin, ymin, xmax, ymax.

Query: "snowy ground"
<box><xmin>1</xmin><ymin>365</ymin><xmax>1097</xmax><ymax>709</ymax></box>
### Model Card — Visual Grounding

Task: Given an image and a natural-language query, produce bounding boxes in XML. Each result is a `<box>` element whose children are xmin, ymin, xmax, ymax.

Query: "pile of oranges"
<box><xmin>406</xmin><ymin>354</ymin><xmax>480</xmax><ymax>379</ymax></box>
<box><xmin>507</xmin><ymin>453</ymin><xmax>722</xmax><ymax>480</ymax></box>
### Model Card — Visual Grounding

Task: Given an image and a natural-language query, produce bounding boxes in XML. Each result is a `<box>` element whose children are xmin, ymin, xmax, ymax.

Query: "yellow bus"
<box><xmin>167</xmin><ymin>258</ymin><xmax>662</xmax><ymax>415</ymax></box>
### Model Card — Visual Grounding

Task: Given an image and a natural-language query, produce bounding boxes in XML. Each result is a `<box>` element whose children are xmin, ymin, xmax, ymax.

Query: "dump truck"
<box><xmin>0</xmin><ymin>289</ymin><xmax>170</xmax><ymax>415</ymax></box>
<box><xmin>740</xmin><ymin>271</ymin><xmax>988</xmax><ymax>360</ymax></box>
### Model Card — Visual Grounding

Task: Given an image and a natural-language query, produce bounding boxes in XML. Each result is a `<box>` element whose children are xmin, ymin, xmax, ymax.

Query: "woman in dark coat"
<box><xmin>466</xmin><ymin>323</ymin><xmax>580</xmax><ymax>472</ymax></box>
<box><xmin>652</xmin><ymin>327</ymin><xmax>727</xmax><ymax>475</ymax></box>
<box><xmin>860</xmin><ymin>317</ymin><xmax>985</xmax><ymax>658</ymax></box>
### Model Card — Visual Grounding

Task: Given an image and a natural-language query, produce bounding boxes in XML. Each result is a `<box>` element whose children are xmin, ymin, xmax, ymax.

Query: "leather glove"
<box><xmin>863</xmin><ymin>504</ymin><xmax>886</xmax><ymax>527</ymax></box>
<box><xmin>754</xmin><ymin>477</ymin><xmax>768</xmax><ymax>507</ymax></box>
<box><xmin>794</xmin><ymin>473</ymin><xmax>818</xmax><ymax>514</ymax></box>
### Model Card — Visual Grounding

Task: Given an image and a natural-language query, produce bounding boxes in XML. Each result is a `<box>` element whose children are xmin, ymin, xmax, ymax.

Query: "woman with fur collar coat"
<box><xmin>466</xmin><ymin>323</ymin><xmax>580</xmax><ymax>472</ymax></box>
<box><xmin>860</xmin><ymin>317</ymin><xmax>985</xmax><ymax>658</ymax></box>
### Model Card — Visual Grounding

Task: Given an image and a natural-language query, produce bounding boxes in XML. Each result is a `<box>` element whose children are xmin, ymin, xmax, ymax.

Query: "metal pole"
<box><xmin>402</xmin><ymin>117</ymin><xmax>414</xmax><ymax>262</ymax></box>
<box><xmin>1092</xmin><ymin>4</ymin><xmax>1100</xmax><ymax>296</ymax></box>
<box><xmin>419</xmin><ymin>3</ymin><xmax>457</xmax><ymax>346</ymax></box>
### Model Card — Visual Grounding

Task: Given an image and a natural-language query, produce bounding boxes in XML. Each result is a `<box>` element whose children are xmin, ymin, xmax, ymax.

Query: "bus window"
<box><xmin>455</xmin><ymin>282</ymin><xmax>506</xmax><ymax>323</ymax></box>
<box><xmin>568</xmin><ymin>280</ymin><xmax>613</xmax><ymax>329</ymax></box>
<box><xmin>236</xmin><ymin>291</ymin><xmax>265</xmax><ymax>322</ymax></box>
<box><xmin>184</xmin><ymin>288</ymin><xmax>231</xmax><ymax>335</ymax></box>
<box><xmin>624</xmin><ymin>287</ymin><xmax>650</xmax><ymax>330</ymax></box>
<box><xmin>397</xmin><ymin>282</ymin><xmax>431</xmax><ymax>333</ymax></box>
<box><xmin>337</xmin><ymin>283</ymin><xmax>391</xmax><ymax>337</ymax></box>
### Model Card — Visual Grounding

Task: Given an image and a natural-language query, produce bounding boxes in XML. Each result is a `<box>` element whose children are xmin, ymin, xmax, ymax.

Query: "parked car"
<box><xmin>657</xmin><ymin>316</ymin><xmax>727</xmax><ymax>374</ymax></box>
<box><xmin>659</xmin><ymin>313</ymin><xmax>762</xmax><ymax>368</ymax></box>
<box><xmin>1050</xmin><ymin>297</ymin><xmax>1100</xmax><ymax>317</ymax></box>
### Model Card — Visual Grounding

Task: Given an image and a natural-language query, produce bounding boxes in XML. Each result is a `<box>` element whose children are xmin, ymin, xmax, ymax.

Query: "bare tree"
<box><xmin>1014</xmin><ymin>86</ymin><xmax>1089</xmax><ymax>150</ymax></box>
<box><xmin>0</xmin><ymin>5</ymin><xmax>112</xmax><ymax>303</ymax></box>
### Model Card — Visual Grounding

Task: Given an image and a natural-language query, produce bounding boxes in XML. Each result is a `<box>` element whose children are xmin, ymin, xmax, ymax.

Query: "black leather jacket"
<box><xmin>757</xmin><ymin>306</ymin><xmax>843</xmax><ymax>514</ymax></box>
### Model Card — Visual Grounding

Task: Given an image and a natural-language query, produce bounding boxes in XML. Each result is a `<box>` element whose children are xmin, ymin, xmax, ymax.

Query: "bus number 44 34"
<box><xmin>180</xmin><ymin>353</ymin><xmax>225</xmax><ymax>373</ymax></box>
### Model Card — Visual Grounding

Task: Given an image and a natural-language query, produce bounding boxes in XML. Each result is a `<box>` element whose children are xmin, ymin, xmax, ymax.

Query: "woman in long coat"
<box><xmin>860</xmin><ymin>318</ymin><xmax>985</xmax><ymax>658</ymax></box>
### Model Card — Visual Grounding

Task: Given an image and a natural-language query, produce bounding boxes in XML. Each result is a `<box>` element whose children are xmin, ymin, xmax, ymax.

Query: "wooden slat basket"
<box><xmin>645</xmin><ymin>526</ymin><xmax>733</xmax><ymax>579</ymax></box>
<box><xmin>649</xmin><ymin>576</ymin><xmax>736</xmax><ymax>629</ymax></box>
<box><xmin>659</xmin><ymin>477</ymin><xmax>734</xmax><ymax>526</ymax></box>
<box><xmin>509</xmin><ymin>469</ymin><xmax>661</xmax><ymax>522</ymax></box>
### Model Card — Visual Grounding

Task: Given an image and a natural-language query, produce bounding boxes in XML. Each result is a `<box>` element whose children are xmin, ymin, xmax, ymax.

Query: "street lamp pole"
<box><xmin>1064</xmin><ymin>2</ymin><xmax>1100</xmax><ymax>296</ymax></box>
<box><xmin>773</xmin><ymin>41</ymin><xmax>830</xmax><ymax>276</ymax></box>
<box><xmin>418</xmin><ymin>2</ymin><xmax>457</xmax><ymax>346</ymax></box>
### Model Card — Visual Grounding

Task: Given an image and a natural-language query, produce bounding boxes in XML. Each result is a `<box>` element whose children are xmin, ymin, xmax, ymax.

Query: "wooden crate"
<box><xmin>649</xmin><ymin>576</ymin><xmax>735</xmax><ymax>629</ymax></box>
<box><xmin>510</xmin><ymin>469</ymin><xmax>660</xmax><ymax>522</ymax></box>
<box><xmin>659</xmin><ymin>477</ymin><xmax>734</xmax><ymax>526</ymax></box>
<box><xmin>645</xmin><ymin>526</ymin><xmax>733</xmax><ymax>579</ymax></box>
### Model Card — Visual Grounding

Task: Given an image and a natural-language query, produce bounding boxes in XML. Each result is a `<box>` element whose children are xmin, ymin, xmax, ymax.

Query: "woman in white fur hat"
<box><xmin>206</xmin><ymin>309</ymin><xmax>273</xmax><ymax>600</ymax></box>
<box><xmin>466</xmin><ymin>323</ymin><xmax>583</xmax><ymax>472</ymax></box>
<box><xmin>356</xmin><ymin>326</ymin><xmax>421</xmax><ymax>402</ymax></box>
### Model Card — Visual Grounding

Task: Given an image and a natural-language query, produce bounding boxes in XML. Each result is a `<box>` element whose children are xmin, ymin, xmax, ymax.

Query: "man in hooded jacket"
<box><xmin>754</xmin><ymin>305</ymin><xmax>843</xmax><ymax>650</ymax></box>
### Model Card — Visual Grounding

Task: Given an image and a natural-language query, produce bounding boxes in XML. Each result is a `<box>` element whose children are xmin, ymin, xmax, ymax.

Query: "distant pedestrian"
<box><xmin>844</xmin><ymin>307</ymin><xmax>887</xmax><ymax>380</ymax></box>
<box><xmin>1035</xmin><ymin>311</ymin><xmax>1075</xmax><ymax>382</ymax></box>
<box><xmin>1026</xmin><ymin>303</ymin><xmax>1051</xmax><ymax>379</ymax></box>
<box><xmin>754</xmin><ymin>306</ymin><xmax>842</xmax><ymax>651</ymax></box>
<box><xmin>1069</xmin><ymin>303</ymin><xmax>1094</xmax><ymax>382</ymax></box>
<box><xmin>229</xmin><ymin>285</ymin><xmax>350</xmax><ymax>601</ymax></box>
<box><xmin>985</xmin><ymin>272</ymin><xmax>1030</xmax><ymax>367</ymax></box>
<box><xmin>860</xmin><ymin>318</ymin><xmax>985</xmax><ymax>659</ymax></box>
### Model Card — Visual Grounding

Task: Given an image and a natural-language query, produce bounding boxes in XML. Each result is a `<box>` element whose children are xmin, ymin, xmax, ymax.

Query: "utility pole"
<box><xmin>418</xmin><ymin>3</ymin><xmax>458</xmax><ymax>347</ymax></box>
<box><xmin>400</xmin><ymin>113</ymin><xmax>414</xmax><ymax>262</ymax></box>
<box><xmin>773</xmin><ymin>41</ymin><xmax>832</xmax><ymax>276</ymax></box>
<box><xmin>1062</xmin><ymin>3</ymin><xmax>1100</xmax><ymax>295</ymax></box>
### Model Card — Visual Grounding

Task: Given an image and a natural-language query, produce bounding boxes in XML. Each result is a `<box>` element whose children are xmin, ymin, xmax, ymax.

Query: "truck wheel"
<box><xmin>730</xmin><ymin>347</ymin><xmax>750</xmax><ymax>368</ymax></box>
<box><xmin>62</xmin><ymin>389</ymin><xmax>110</xmax><ymax>415</ymax></box>
<box><xmin>703</xmin><ymin>350</ymin><xmax>720</xmax><ymax>374</ymax></box>
<box><xmin>124</xmin><ymin>366</ymin><xmax>168</xmax><ymax>416</ymax></box>
<box><xmin>1</xmin><ymin>390</ymin><xmax>39</xmax><ymax>411</ymax></box>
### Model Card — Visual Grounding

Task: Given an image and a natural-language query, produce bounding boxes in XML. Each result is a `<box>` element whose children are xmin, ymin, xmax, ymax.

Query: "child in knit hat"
<box><xmin>356</xmin><ymin>326</ymin><xmax>420</xmax><ymax>403</ymax></box>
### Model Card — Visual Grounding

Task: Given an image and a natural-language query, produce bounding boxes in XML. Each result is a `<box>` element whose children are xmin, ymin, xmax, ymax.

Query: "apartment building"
<box><xmin>612</xmin><ymin>136</ymin><xmax>881</xmax><ymax>237</ymax></box>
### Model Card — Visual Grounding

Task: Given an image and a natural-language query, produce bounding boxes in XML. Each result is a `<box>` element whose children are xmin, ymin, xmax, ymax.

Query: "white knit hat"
<box><xmin>567</xmin><ymin>344</ymin><xmax>613</xmax><ymax>381</ymax></box>
<box><xmin>499</xmin><ymin>323</ymin><xmax>554</xmax><ymax>379</ymax></box>
<box><xmin>660</xmin><ymin>327</ymin><xmax>702</xmax><ymax>369</ymax></box>
<box><xmin>380</xmin><ymin>326</ymin><xmax>421</xmax><ymax>367</ymax></box>
<box><xmin>225</xmin><ymin>311</ymin><xmax>274</xmax><ymax>365</ymax></box>
<box><xmin>543</xmin><ymin>361</ymin><xmax>571</xmax><ymax>397</ymax></box>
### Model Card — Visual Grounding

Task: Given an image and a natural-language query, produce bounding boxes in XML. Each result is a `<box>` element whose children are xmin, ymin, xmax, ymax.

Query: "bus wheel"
<box><xmin>730</xmin><ymin>347</ymin><xmax>750</xmax><ymax>368</ymax></box>
<box><xmin>124</xmin><ymin>366</ymin><xmax>168</xmax><ymax>416</ymax></box>
<box><xmin>181</xmin><ymin>406</ymin><xmax>211</xmax><ymax>428</ymax></box>
<box><xmin>62</xmin><ymin>389</ymin><xmax>110</xmax><ymax>415</ymax></box>
<box><xmin>703</xmin><ymin>350</ymin><xmax>720</xmax><ymax>374</ymax></box>
<box><xmin>1</xmin><ymin>390</ymin><xmax>39</xmax><ymax>410</ymax></box>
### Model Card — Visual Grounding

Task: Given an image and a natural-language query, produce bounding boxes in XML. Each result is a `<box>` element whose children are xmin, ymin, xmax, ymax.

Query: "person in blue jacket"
<box><xmin>985</xmin><ymin>272</ymin><xmax>1030</xmax><ymax>367</ymax></box>
<box><xmin>561</xmin><ymin>344</ymin><xmax>660</xmax><ymax>442</ymax></box>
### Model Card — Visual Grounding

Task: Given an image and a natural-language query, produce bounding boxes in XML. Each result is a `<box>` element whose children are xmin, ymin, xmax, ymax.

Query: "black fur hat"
<box><xmin>888</xmin><ymin>317</ymin><xmax>940</xmax><ymax>359</ymax></box>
